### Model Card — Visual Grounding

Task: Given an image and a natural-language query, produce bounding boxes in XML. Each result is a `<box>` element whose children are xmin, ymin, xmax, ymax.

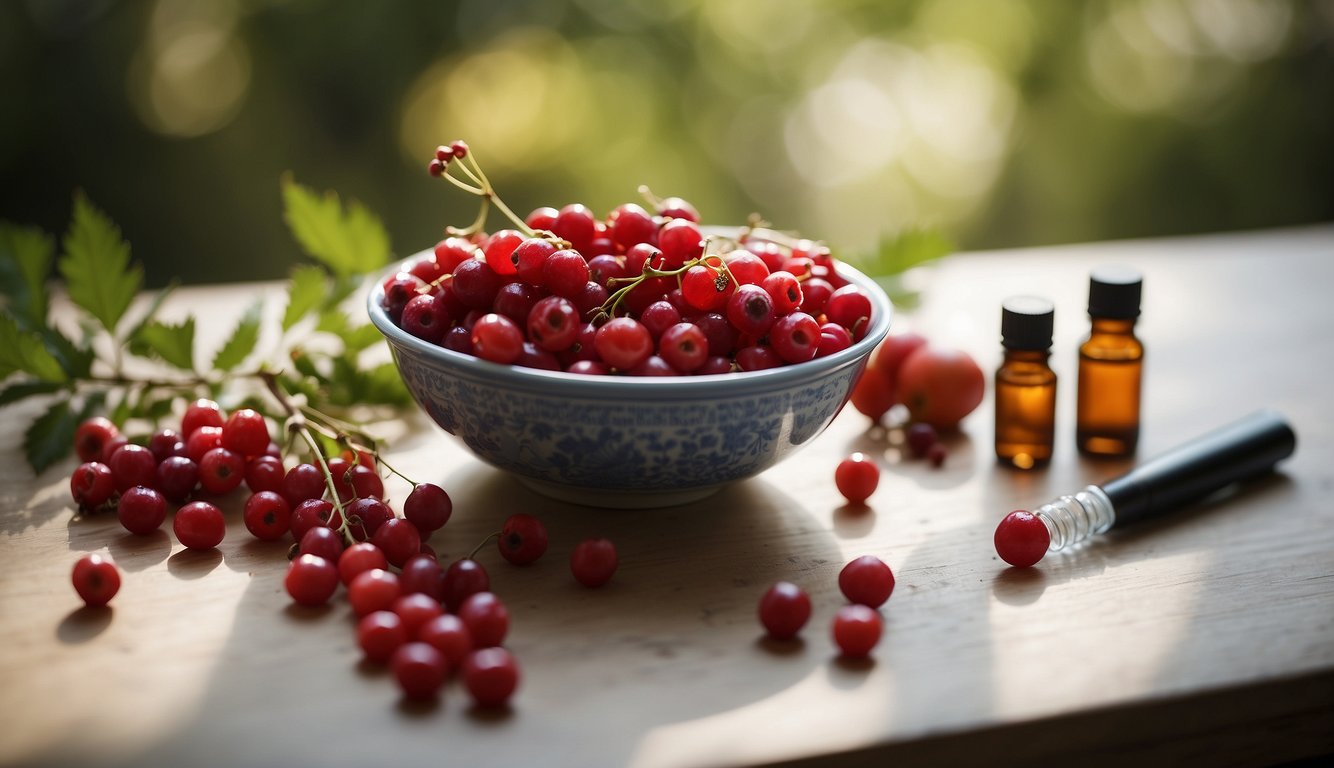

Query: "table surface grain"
<box><xmin>2</xmin><ymin>226</ymin><xmax>1332</xmax><ymax>768</ymax></box>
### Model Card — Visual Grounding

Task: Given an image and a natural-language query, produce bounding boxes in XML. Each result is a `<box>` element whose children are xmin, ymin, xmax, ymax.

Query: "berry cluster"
<box><xmin>757</xmin><ymin>554</ymin><xmax>895</xmax><ymax>658</ymax></box>
<box><xmin>385</xmin><ymin>141</ymin><xmax>875</xmax><ymax>376</ymax></box>
<box><xmin>68</xmin><ymin>405</ymin><xmax>625</xmax><ymax>705</ymax></box>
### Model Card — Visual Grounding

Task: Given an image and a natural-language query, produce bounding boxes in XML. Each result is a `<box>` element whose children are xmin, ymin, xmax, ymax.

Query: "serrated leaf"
<box><xmin>59</xmin><ymin>193</ymin><xmax>142</xmax><ymax>335</ymax></box>
<box><xmin>283</xmin><ymin>265</ymin><xmax>327</xmax><ymax>330</ymax></box>
<box><xmin>213</xmin><ymin>301</ymin><xmax>262</xmax><ymax>372</ymax></box>
<box><xmin>23</xmin><ymin>397</ymin><xmax>77</xmax><ymax>474</ymax></box>
<box><xmin>125</xmin><ymin>282</ymin><xmax>177</xmax><ymax>344</ymax></box>
<box><xmin>0</xmin><ymin>380</ymin><xmax>64</xmax><ymax>407</ymax></box>
<box><xmin>852</xmin><ymin>227</ymin><xmax>954</xmax><ymax>278</ymax></box>
<box><xmin>132</xmin><ymin>318</ymin><xmax>196</xmax><ymax>371</ymax></box>
<box><xmin>355</xmin><ymin>361</ymin><xmax>410</xmax><ymax>406</ymax></box>
<box><xmin>0</xmin><ymin>222</ymin><xmax>55</xmax><ymax>328</ymax></box>
<box><xmin>0</xmin><ymin>313</ymin><xmax>68</xmax><ymax>382</ymax></box>
<box><xmin>281</xmin><ymin>176</ymin><xmax>390</xmax><ymax>279</ymax></box>
<box><xmin>40</xmin><ymin>326</ymin><xmax>94</xmax><ymax>380</ymax></box>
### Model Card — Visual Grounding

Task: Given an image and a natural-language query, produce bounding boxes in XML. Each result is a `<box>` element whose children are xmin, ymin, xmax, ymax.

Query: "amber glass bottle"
<box><xmin>1076</xmin><ymin>267</ymin><xmax>1144</xmax><ymax>457</ymax></box>
<box><xmin>995</xmin><ymin>297</ymin><xmax>1056</xmax><ymax>470</ymax></box>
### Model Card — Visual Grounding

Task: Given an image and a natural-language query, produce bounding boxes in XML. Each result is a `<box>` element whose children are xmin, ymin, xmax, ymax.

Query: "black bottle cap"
<box><xmin>1001</xmin><ymin>296</ymin><xmax>1054</xmax><ymax>351</ymax></box>
<box><xmin>1088</xmin><ymin>266</ymin><xmax>1142</xmax><ymax>319</ymax></box>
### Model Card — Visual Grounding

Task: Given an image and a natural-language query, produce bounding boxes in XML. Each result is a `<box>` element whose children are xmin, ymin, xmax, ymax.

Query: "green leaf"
<box><xmin>341</xmin><ymin>323</ymin><xmax>385</xmax><ymax>354</ymax></box>
<box><xmin>0</xmin><ymin>313</ymin><xmax>68</xmax><ymax>383</ymax></box>
<box><xmin>23</xmin><ymin>397</ymin><xmax>77</xmax><ymax>474</ymax></box>
<box><xmin>124</xmin><ymin>282</ymin><xmax>177</xmax><ymax>346</ymax></box>
<box><xmin>39</xmin><ymin>326</ymin><xmax>95</xmax><ymax>381</ymax></box>
<box><xmin>0</xmin><ymin>379</ymin><xmax>64</xmax><ymax>407</ymax></box>
<box><xmin>282</xmin><ymin>265</ymin><xmax>327</xmax><ymax>330</ymax></box>
<box><xmin>212</xmin><ymin>301</ymin><xmax>262</xmax><ymax>372</ymax></box>
<box><xmin>132</xmin><ymin>318</ymin><xmax>196</xmax><ymax>371</ymax></box>
<box><xmin>0</xmin><ymin>222</ymin><xmax>55</xmax><ymax>328</ymax></box>
<box><xmin>59</xmin><ymin>193</ymin><xmax>143</xmax><ymax>335</ymax></box>
<box><xmin>357</xmin><ymin>362</ymin><xmax>410</xmax><ymax>406</ymax></box>
<box><xmin>281</xmin><ymin>176</ymin><xmax>390</xmax><ymax>279</ymax></box>
<box><xmin>851</xmin><ymin>227</ymin><xmax>954</xmax><ymax>278</ymax></box>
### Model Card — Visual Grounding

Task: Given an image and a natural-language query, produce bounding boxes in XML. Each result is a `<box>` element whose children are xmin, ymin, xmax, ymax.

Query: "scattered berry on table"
<box><xmin>570</xmin><ymin>538</ymin><xmax>618</xmax><ymax>588</ymax></box>
<box><xmin>838</xmin><ymin>555</ymin><xmax>895</xmax><ymax>609</ymax></box>
<box><xmin>758</xmin><ymin>581</ymin><xmax>812</xmax><ymax>641</ymax></box>
<box><xmin>834</xmin><ymin>453</ymin><xmax>880</xmax><ymax>505</ymax></box>
<box><xmin>72</xmin><ymin>553</ymin><xmax>121</xmax><ymax>607</ymax></box>
<box><xmin>994</xmin><ymin>510</ymin><xmax>1050</xmax><ymax>568</ymax></box>
<box><xmin>832</xmin><ymin>604</ymin><xmax>883</xmax><ymax>658</ymax></box>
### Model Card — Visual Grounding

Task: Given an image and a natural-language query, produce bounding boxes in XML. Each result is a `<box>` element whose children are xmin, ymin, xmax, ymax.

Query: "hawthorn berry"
<box><xmin>348</xmin><ymin>568</ymin><xmax>402</xmax><ymax>618</ymax></box>
<box><xmin>338</xmin><ymin>542</ymin><xmax>389</xmax><ymax>586</ymax></box>
<box><xmin>462</xmin><ymin>647</ymin><xmax>520</xmax><ymax>708</ymax></box>
<box><xmin>371</xmin><ymin>518</ymin><xmax>423</xmax><ymax>568</ymax></box>
<box><xmin>74</xmin><ymin>417</ymin><xmax>120</xmax><ymax>463</ymax></box>
<box><xmin>570</xmin><ymin>538</ymin><xmax>618</xmax><ymax>588</ymax></box>
<box><xmin>838</xmin><ymin>555</ymin><xmax>895</xmax><ymax>608</ymax></box>
<box><xmin>181</xmin><ymin>398</ymin><xmax>225</xmax><ymax>437</ymax></box>
<box><xmin>393</xmin><ymin>642</ymin><xmax>448</xmax><ymax>700</ymax></box>
<box><xmin>498</xmin><ymin>513</ymin><xmax>548</xmax><ymax>566</ymax></box>
<box><xmin>108</xmin><ymin>444</ymin><xmax>156</xmax><ymax>492</ymax></box>
<box><xmin>393</xmin><ymin>593</ymin><xmax>445</xmax><ymax>638</ymax></box>
<box><xmin>72</xmin><ymin>553</ymin><xmax>120</xmax><ymax>607</ymax></box>
<box><xmin>832</xmin><ymin>604</ymin><xmax>882</xmax><ymax>658</ymax></box>
<box><xmin>418</xmin><ymin>614</ymin><xmax>473</xmax><ymax>668</ymax></box>
<box><xmin>835</xmin><ymin>453</ymin><xmax>879</xmax><ymax>505</ymax></box>
<box><xmin>118</xmin><ymin>486</ymin><xmax>167</xmax><ymax>535</ymax></box>
<box><xmin>994</xmin><ymin>510</ymin><xmax>1050</xmax><ymax>568</ymax></box>
<box><xmin>403</xmin><ymin>483</ymin><xmax>452</xmax><ymax>535</ymax></box>
<box><xmin>442</xmin><ymin>558</ymin><xmax>490</xmax><ymax>612</ymax></box>
<box><xmin>174</xmin><ymin>501</ymin><xmax>226</xmax><ymax>550</ymax></box>
<box><xmin>758</xmin><ymin>581</ymin><xmax>811</xmax><ymax>640</ymax></box>
<box><xmin>198</xmin><ymin>447</ymin><xmax>245</xmax><ymax>494</ymax></box>
<box><xmin>222</xmin><ymin>408</ymin><xmax>270</xmax><ymax>457</ymax></box>
<box><xmin>70</xmin><ymin>462</ymin><xmax>116</xmax><ymax>509</ymax></box>
<box><xmin>358</xmin><ymin>610</ymin><xmax>408</xmax><ymax>664</ymax></box>
<box><xmin>285</xmin><ymin>554</ymin><xmax>339</xmax><ymax>606</ymax></box>
<box><xmin>458</xmin><ymin>592</ymin><xmax>510</xmax><ymax>648</ymax></box>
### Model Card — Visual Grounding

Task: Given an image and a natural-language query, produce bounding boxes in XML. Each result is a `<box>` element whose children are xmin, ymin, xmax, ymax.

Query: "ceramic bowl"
<box><xmin>367</xmin><ymin>252</ymin><xmax>891</xmax><ymax>508</ymax></box>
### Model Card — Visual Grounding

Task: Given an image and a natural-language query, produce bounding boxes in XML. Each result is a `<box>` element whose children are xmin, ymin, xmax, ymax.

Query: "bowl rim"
<box><xmin>366</xmin><ymin>247</ymin><xmax>892</xmax><ymax>396</ymax></box>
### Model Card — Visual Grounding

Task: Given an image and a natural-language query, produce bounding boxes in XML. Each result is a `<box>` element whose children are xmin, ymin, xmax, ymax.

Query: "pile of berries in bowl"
<box><xmin>367</xmin><ymin>143</ymin><xmax>891</xmax><ymax>507</ymax></box>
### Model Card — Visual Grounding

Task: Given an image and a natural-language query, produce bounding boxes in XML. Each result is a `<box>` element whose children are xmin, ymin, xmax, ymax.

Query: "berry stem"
<box><xmin>467</xmin><ymin>532</ymin><xmax>499</xmax><ymax>561</ymax></box>
<box><xmin>430</xmin><ymin>142</ymin><xmax>537</xmax><ymax>238</ymax></box>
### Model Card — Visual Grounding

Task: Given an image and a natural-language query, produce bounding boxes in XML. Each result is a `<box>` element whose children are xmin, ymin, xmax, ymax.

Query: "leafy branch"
<box><xmin>0</xmin><ymin>179</ymin><xmax>410</xmax><ymax>474</ymax></box>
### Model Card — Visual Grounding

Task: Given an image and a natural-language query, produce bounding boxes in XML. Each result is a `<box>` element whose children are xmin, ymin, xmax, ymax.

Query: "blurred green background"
<box><xmin>3</xmin><ymin>0</ymin><xmax>1331</xmax><ymax>286</ymax></box>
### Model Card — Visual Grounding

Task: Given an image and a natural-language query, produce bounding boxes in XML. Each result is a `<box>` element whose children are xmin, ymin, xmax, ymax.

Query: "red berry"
<box><xmin>348</xmin><ymin>568</ymin><xmax>402</xmax><ymax>617</ymax></box>
<box><xmin>471</xmin><ymin>313</ymin><xmax>524</xmax><ymax>364</ymax></box>
<box><xmin>338</xmin><ymin>542</ymin><xmax>389</xmax><ymax>586</ymax></box>
<box><xmin>552</xmin><ymin>203</ymin><xmax>596</xmax><ymax>255</ymax></box>
<box><xmin>905</xmin><ymin>422</ymin><xmax>939</xmax><ymax>458</ymax></box>
<box><xmin>656</xmin><ymin>195</ymin><xmax>700</xmax><ymax>222</ymax></box>
<box><xmin>371</xmin><ymin>517</ymin><xmax>423</xmax><ymax>568</ymax></box>
<box><xmin>835</xmin><ymin>453</ymin><xmax>879</xmax><ymax>505</ymax></box>
<box><xmin>594</xmin><ymin>317</ymin><xmax>653</xmax><ymax>371</ymax></box>
<box><xmin>403</xmin><ymin>483</ymin><xmax>451</xmax><ymax>535</ymax></box>
<box><xmin>348</xmin><ymin>464</ymin><xmax>384</xmax><ymax>500</ymax></box>
<box><xmin>724</xmin><ymin>250</ymin><xmax>770</xmax><ymax>286</ymax></box>
<box><xmin>70</xmin><ymin>461</ymin><xmax>116</xmax><ymax>509</ymax></box>
<box><xmin>281</xmin><ymin>462</ymin><xmax>326</xmax><ymax>507</ymax></box>
<box><xmin>174</xmin><ymin>500</ymin><xmax>226</xmax><ymax>550</ymax></box>
<box><xmin>498</xmin><ymin>513</ymin><xmax>548</xmax><ymax>566</ymax></box>
<box><xmin>658</xmin><ymin>322</ymin><xmax>709</xmax><ymax>373</ymax></box>
<box><xmin>994</xmin><ymin>510</ymin><xmax>1050</xmax><ymax>568</ymax></box>
<box><xmin>761</xmin><ymin>270</ymin><xmax>803</xmax><ymax>314</ymax></box>
<box><xmin>244</xmin><ymin>455</ymin><xmax>285</xmax><ymax>494</ymax></box>
<box><xmin>525</xmin><ymin>206</ymin><xmax>559</xmax><ymax>232</ymax></box>
<box><xmin>680</xmin><ymin>263</ymin><xmax>732</xmax><ymax>312</ymax></box>
<box><xmin>657</xmin><ymin>218</ymin><xmax>703</xmax><ymax>268</ymax></box>
<box><xmin>769</xmin><ymin>312</ymin><xmax>821</xmax><ymax>364</ymax></box>
<box><xmin>74</xmin><ymin>417</ymin><xmax>120</xmax><ymax>463</ymax></box>
<box><xmin>527</xmin><ymin>295</ymin><xmax>581</xmax><ymax>352</ymax></box>
<box><xmin>400</xmin><ymin>555</ymin><xmax>447</xmax><ymax>602</ymax></box>
<box><xmin>570</xmin><ymin>538</ymin><xmax>618</xmax><ymax>588</ymax></box>
<box><xmin>832</xmin><ymin>604</ymin><xmax>882</xmax><ymax>658</ymax></box>
<box><xmin>382</xmin><ymin>272</ymin><xmax>426</xmax><ymax>323</ymax></box>
<box><xmin>181</xmin><ymin>398</ymin><xmax>225</xmax><ymax>437</ymax></box>
<box><xmin>826</xmin><ymin>285</ymin><xmax>873</xmax><ymax>336</ymax></box>
<box><xmin>198</xmin><ymin>447</ymin><xmax>245</xmax><ymax>495</ymax></box>
<box><xmin>442</xmin><ymin>558</ymin><xmax>490</xmax><ymax>612</ymax></box>
<box><xmin>458</xmin><ymin>591</ymin><xmax>510</xmax><ymax>648</ymax></box>
<box><xmin>290</xmin><ymin>498</ymin><xmax>339</xmax><ymax>543</ymax></box>
<box><xmin>118</xmin><ymin>486</ymin><xmax>167</xmax><ymax>535</ymax></box>
<box><xmin>512</xmin><ymin>237</ymin><xmax>558</xmax><ymax>287</ymax></box>
<box><xmin>418</xmin><ymin>614</ymin><xmax>473</xmax><ymax>668</ymax></box>
<box><xmin>927</xmin><ymin>442</ymin><xmax>948</xmax><ymax>468</ymax></box>
<box><xmin>242</xmin><ymin>491</ymin><xmax>291</xmax><ymax>541</ymax></box>
<box><xmin>108</xmin><ymin>444</ymin><xmax>156</xmax><ymax>492</ymax></box>
<box><xmin>400</xmin><ymin>294</ymin><xmax>446</xmax><ymax>343</ymax></box>
<box><xmin>393</xmin><ymin>593</ymin><xmax>444</xmax><ymax>638</ymax></box>
<box><xmin>451</xmin><ymin>258</ymin><xmax>503</xmax><ymax>309</ymax></box>
<box><xmin>222</xmin><ymin>408</ymin><xmax>270</xmax><ymax>457</ymax></box>
<box><xmin>298</xmin><ymin>526</ymin><xmax>344</xmax><ymax>563</ymax></box>
<box><xmin>285</xmin><ymin>554</ymin><xmax>339</xmax><ymax>606</ymax></box>
<box><xmin>184</xmin><ymin>426</ymin><xmax>223</xmax><ymax>463</ymax></box>
<box><xmin>358</xmin><ymin>610</ymin><xmax>408</xmax><ymax>663</ymax></box>
<box><xmin>72</xmin><ymin>553</ymin><xmax>120</xmax><ymax>607</ymax></box>
<box><xmin>726</xmin><ymin>284</ymin><xmax>777</xmax><ymax>337</ymax></box>
<box><xmin>758</xmin><ymin>581</ymin><xmax>811</xmax><ymax>640</ymax></box>
<box><xmin>393</xmin><ymin>642</ymin><xmax>448</xmax><ymax>699</ymax></box>
<box><xmin>542</xmin><ymin>249</ymin><xmax>591</xmax><ymax>299</ymax></box>
<box><xmin>838</xmin><ymin>555</ymin><xmax>895</xmax><ymax>608</ymax></box>
<box><xmin>492</xmin><ymin>280</ymin><xmax>542</xmax><ymax>327</ymax></box>
<box><xmin>483</xmin><ymin>229</ymin><xmax>524</xmax><ymax>276</ymax></box>
<box><xmin>346</xmin><ymin>497</ymin><xmax>393</xmax><ymax>541</ymax></box>
<box><xmin>462</xmin><ymin>647</ymin><xmax>520</xmax><ymax>708</ymax></box>
<box><xmin>609</xmin><ymin>203</ymin><xmax>655</xmax><ymax>249</ymax></box>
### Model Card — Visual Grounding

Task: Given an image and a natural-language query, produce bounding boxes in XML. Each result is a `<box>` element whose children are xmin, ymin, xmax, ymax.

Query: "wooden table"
<box><xmin>2</xmin><ymin>227</ymin><xmax>1332</xmax><ymax>768</ymax></box>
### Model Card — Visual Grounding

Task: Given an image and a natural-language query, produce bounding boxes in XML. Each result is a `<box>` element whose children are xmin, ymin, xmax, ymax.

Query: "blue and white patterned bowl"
<box><xmin>367</xmin><ymin>252</ymin><xmax>892</xmax><ymax>508</ymax></box>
